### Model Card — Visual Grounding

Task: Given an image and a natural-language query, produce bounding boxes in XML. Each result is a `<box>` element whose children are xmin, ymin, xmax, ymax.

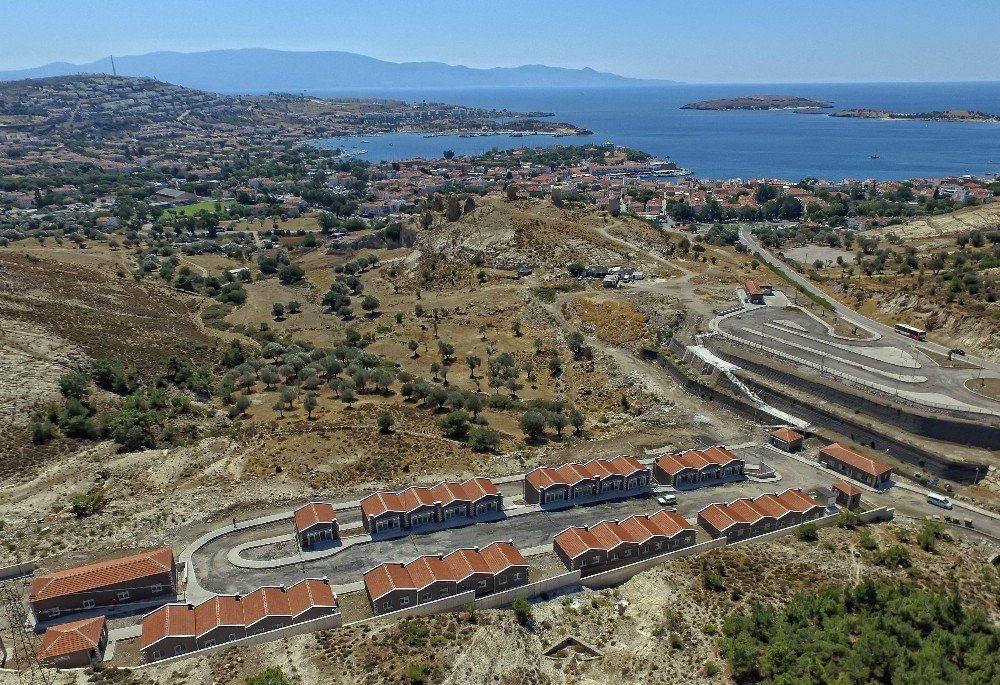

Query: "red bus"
<box><xmin>894</xmin><ymin>323</ymin><xmax>926</xmax><ymax>341</ymax></box>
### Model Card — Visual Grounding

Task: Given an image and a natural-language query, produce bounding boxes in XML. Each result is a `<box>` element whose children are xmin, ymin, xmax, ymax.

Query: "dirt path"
<box><xmin>542</xmin><ymin>291</ymin><xmax>742</xmax><ymax>444</ymax></box>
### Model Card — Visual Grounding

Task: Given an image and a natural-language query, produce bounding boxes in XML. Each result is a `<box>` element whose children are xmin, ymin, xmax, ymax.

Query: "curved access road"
<box><xmin>738</xmin><ymin>224</ymin><xmax>1000</xmax><ymax>381</ymax></box>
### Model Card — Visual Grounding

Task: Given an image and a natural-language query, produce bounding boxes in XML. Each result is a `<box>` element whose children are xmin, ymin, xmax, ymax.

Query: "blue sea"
<box><xmin>297</xmin><ymin>83</ymin><xmax>1000</xmax><ymax>182</ymax></box>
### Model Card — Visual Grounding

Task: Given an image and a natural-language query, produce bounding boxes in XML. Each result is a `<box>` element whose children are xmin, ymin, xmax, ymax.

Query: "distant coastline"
<box><xmin>680</xmin><ymin>95</ymin><xmax>834</xmax><ymax>111</ymax></box>
<box><xmin>830</xmin><ymin>108</ymin><xmax>1000</xmax><ymax>123</ymax></box>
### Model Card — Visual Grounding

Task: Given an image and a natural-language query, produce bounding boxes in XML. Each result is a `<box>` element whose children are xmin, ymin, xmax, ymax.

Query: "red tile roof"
<box><xmin>142</xmin><ymin>579</ymin><xmax>336</xmax><ymax>649</ymax></box>
<box><xmin>241</xmin><ymin>586</ymin><xmax>291</xmax><ymax>627</ymax></box>
<box><xmin>363</xmin><ymin>563</ymin><xmax>414</xmax><ymax>603</ymax></box>
<box><xmin>361</xmin><ymin>478</ymin><xmax>499</xmax><ymax>520</ymax></box>
<box><xmin>655</xmin><ymin>446</ymin><xmax>742</xmax><ymax>476</ymax></box>
<box><xmin>293</xmin><ymin>502</ymin><xmax>336</xmax><ymax>533</ymax></box>
<box><xmin>745</xmin><ymin>280</ymin><xmax>763</xmax><ymax>296</ymax></box>
<box><xmin>363</xmin><ymin>542</ymin><xmax>527</xmax><ymax>602</ymax></box>
<box><xmin>820</xmin><ymin>443</ymin><xmax>892</xmax><ymax>478</ymax></box>
<box><xmin>286</xmin><ymin>578</ymin><xmax>337</xmax><ymax>618</ymax></box>
<box><xmin>698</xmin><ymin>489</ymin><xmax>823</xmax><ymax>533</ymax></box>
<box><xmin>140</xmin><ymin>604</ymin><xmax>196</xmax><ymax>651</ymax></box>
<box><xmin>476</xmin><ymin>541</ymin><xmax>528</xmax><ymax>574</ymax></box>
<box><xmin>833</xmin><ymin>481</ymin><xmax>862</xmax><ymax>497</ymax></box>
<box><xmin>194</xmin><ymin>595</ymin><xmax>245</xmax><ymax>637</ymax></box>
<box><xmin>554</xmin><ymin>511</ymin><xmax>696</xmax><ymax>560</ymax></box>
<box><xmin>30</xmin><ymin>548</ymin><xmax>174</xmax><ymax>603</ymax></box>
<box><xmin>38</xmin><ymin>616</ymin><xmax>105</xmax><ymax>661</ymax></box>
<box><xmin>770</xmin><ymin>427</ymin><xmax>804</xmax><ymax>443</ymax></box>
<box><xmin>526</xmin><ymin>456</ymin><xmax>646</xmax><ymax>490</ymax></box>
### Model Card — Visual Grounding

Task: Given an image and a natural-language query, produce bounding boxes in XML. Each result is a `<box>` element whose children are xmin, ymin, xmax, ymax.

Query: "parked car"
<box><xmin>657</xmin><ymin>494</ymin><xmax>677</xmax><ymax>506</ymax></box>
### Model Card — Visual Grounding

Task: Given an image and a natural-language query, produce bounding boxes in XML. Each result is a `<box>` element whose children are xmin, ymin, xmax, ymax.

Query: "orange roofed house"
<box><xmin>29</xmin><ymin>547</ymin><xmax>177</xmax><ymax>622</ymax></box>
<box><xmin>653</xmin><ymin>445</ymin><xmax>745</xmax><ymax>488</ymax></box>
<box><xmin>524</xmin><ymin>456</ymin><xmax>650</xmax><ymax>507</ymax></box>
<box><xmin>697</xmin><ymin>489</ymin><xmax>825</xmax><ymax>541</ymax></box>
<box><xmin>819</xmin><ymin>443</ymin><xmax>892</xmax><ymax>489</ymax></box>
<box><xmin>744</xmin><ymin>280</ymin><xmax>772</xmax><ymax>304</ymax></box>
<box><xmin>360</xmin><ymin>478</ymin><xmax>502</xmax><ymax>535</ymax></box>
<box><xmin>294</xmin><ymin>502</ymin><xmax>338</xmax><ymax>548</ymax></box>
<box><xmin>139</xmin><ymin>578</ymin><xmax>338</xmax><ymax>662</ymax></box>
<box><xmin>363</xmin><ymin>541</ymin><xmax>528</xmax><ymax>615</ymax></box>
<box><xmin>769</xmin><ymin>427</ymin><xmax>804</xmax><ymax>452</ymax></box>
<box><xmin>38</xmin><ymin>616</ymin><xmax>108</xmax><ymax>669</ymax></box>
<box><xmin>553</xmin><ymin>510</ymin><xmax>697</xmax><ymax>574</ymax></box>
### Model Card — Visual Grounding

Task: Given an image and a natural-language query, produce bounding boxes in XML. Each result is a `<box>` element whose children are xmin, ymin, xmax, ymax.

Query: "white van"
<box><xmin>657</xmin><ymin>494</ymin><xmax>677</xmax><ymax>506</ymax></box>
<box><xmin>926</xmin><ymin>493</ymin><xmax>953</xmax><ymax>510</ymax></box>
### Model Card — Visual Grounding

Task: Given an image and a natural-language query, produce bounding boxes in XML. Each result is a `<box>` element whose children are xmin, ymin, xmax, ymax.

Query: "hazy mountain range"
<box><xmin>0</xmin><ymin>48</ymin><xmax>671</xmax><ymax>91</ymax></box>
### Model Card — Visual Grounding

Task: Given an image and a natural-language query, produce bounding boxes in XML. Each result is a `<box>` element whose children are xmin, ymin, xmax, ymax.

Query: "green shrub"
<box><xmin>468</xmin><ymin>425</ymin><xmax>500</xmax><ymax>452</ymax></box>
<box><xmin>796</xmin><ymin>522</ymin><xmax>819</xmax><ymax>542</ymax></box>
<box><xmin>512</xmin><ymin>597</ymin><xmax>533</xmax><ymax>624</ymax></box>
<box><xmin>873</xmin><ymin>545</ymin><xmax>911</xmax><ymax>569</ymax></box>
<box><xmin>71</xmin><ymin>491</ymin><xmax>106</xmax><ymax>517</ymax></box>
<box><xmin>405</xmin><ymin>662</ymin><xmax>430</xmax><ymax>684</ymax></box>
<box><xmin>246</xmin><ymin>667</ymin><xmax>295</xmax><ymax>685</ymax></box>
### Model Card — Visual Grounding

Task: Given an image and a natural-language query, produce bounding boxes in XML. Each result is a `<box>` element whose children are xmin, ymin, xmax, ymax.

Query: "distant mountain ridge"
<box><xmin>0</xmin><ymin>48</ymin><xmax>672</xmax><ymax>91</ymax></box>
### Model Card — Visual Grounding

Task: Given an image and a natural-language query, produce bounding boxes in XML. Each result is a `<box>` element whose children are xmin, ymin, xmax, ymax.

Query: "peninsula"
<box><xmin>680</xmin><ymin>95</ymin><xmax>833</xmax><ymax>110</ymax></box>
<box><xmin>831</xmin><ymin>108</ymin><xmax>1000</xmax><ymax>123</ymax></box>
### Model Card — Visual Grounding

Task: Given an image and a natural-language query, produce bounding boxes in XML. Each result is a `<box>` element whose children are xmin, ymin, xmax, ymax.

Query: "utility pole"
<box><xmin>110</xmin><ymin>55</ymin><xmax>117</xmax><ymax>77</ymax></box>
<box><xmin>0</xmin><ymin>577</ymin><xmax>53</xmax><ymax>685</ymax></box>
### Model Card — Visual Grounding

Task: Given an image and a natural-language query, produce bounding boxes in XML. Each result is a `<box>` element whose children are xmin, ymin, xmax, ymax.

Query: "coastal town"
<box><xmin>1</xmin><ymin>55</ymin><xmax>999</xmax><ymax>685</ymax></box>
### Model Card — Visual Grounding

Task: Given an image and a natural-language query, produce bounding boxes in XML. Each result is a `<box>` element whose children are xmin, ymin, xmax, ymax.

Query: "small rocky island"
<box><xmin>680</xmin><ymin>95</ymin><xmax>833</xmax><ymax>110</ymax></box>
<box><xmin>831</xmin><ymin>108</ymin><xmax>999</xmax><ymax>123</ymax></box>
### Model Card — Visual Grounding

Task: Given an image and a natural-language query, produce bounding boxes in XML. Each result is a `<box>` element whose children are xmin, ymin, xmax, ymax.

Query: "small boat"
<box><xmin>870</xmin><ymin>153</ymin><xmax>880</xmax><ymax>159</ymax></box>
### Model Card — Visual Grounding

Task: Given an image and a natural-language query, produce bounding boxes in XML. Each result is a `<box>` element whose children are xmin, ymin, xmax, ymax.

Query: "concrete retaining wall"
<box><xmin>135</xmin><ymin>611</ymin><xmax>343</xmax><ymax>669</ymax></box>
<box><xmin>714</xmin><ymin>341</ymin><xmax>1000</xmax><ymax>448</ymax></box>
<box><xmin>475</xmin><ymin>571</ymin><xmax>581</xmax><ymax>610</ymax></box>
<box><xmin>0</xmin><ymin>561</ymin><xmax>35</xmax><ymax>582</ymax></box>
<box><xmin>580</xmin><ymin>538</ymin><xmax>726</xmax><ymax>590</ymax></box>
<box><xmin>347</xmin><ymin>590</ymin><xmax>477</xmax><ymax>627</ymax></box>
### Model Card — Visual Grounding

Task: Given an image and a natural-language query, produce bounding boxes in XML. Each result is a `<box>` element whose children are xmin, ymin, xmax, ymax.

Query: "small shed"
<box><xmin>38</xmin><ymin>616</ymin><xmax>107</xmax><ymax>669</ymax></box>
<box><xmin>769</xmin><ymin>427</ymin><xmax>804</xmax><ymax>452</ymax></box>
<box><xmin>832</xmin><ymin>481</ymin><xmax>862</xmax><ymax>509</ymax></box>
<box><xmin>294</xmin><ymin>502</ymin><xmax>338</xmax><ymax>548</ymax></box>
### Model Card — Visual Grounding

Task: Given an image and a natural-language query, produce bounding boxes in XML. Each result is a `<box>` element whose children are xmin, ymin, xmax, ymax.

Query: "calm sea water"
<box><xmin>293</xmin><ymin>83</ymin><xmax>1000</xmax><ymax>182</ymax></box>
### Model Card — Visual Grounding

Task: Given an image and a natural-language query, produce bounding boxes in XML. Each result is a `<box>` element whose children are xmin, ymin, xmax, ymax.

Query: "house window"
<box><xmin>82</xmin><ymin>599</ymin><xmax>96</xmax><ymax>609</ymax></box>
<box><xmin>623</xmin><ymin>549</ymin><xmax>631</xmax><ymax>557</ymax></box>
<box><xmin>117</xmin><ymin>590</ymin><xmax>130</xmax><ymax>601</ymax></box>
<box><xmin>498</xmin><ymin>575</ymin><xmax>507</xmax><ymax>586</ymax></box>
<box><xmin>383</xmin><ymin>601</ymin><xmax>391</xmax><ymax>610</ymax></box>
<box><xmin>204</xmin><ymin>639</ymin><xmax>216</xmax><ymax>648</ymax></box>
<box><xmin>513</xmin><ymin>572</ymin><xmax>523</xmax><ymax>581</ymax></box>
<box><xmin>151</xmin><ymin>584</ymin><xmax>163</xmax><ymax>595</ymax></box>
<box><xmin>153</xmin><ymin>650</ymin><xmax>163</xmax><ymax>660</ymax></box>
<box><xmin>400</xmin><ymin>597</ymin><xmax>410</xmax><ymax>606</ymax></box>
<box><xmin>477</xmin><ymin>580</ymin><xmax>487</xmax><ymax>589</ymax></box>
<box><xmin>654</xmin><ymin>542</ymin><xmax>662</xmax><ymax>551</ymax></box>
<box><xmin>422</xmin><ymin>593</ymin><xmax>432</xmax><ymax>601</ymax></box>
<box><xmin>439</xmin><ymin>588</ymin><xmax>450</xmax><ymax>597</ymax></box>
<box><xmin>49</xmin><ymin>608</ymin><xmax>61</xmax><ymax>617</ymax></box>
<box><xmin>228</xmin><ymin>633</ymin><xmax>237</xmax><ymax>642</ymax></box>
<box><xmin>592</xmin><ymin>555</ymin><xmax>600</xmax><ymax>564</ymax></box>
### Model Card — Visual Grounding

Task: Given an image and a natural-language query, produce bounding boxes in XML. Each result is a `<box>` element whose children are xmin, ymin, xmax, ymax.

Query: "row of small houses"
<box><xmin>27</xmin><ymin>439</ymin><xmax>889</xmax><ymax>667</ymax></box>
<box><xmin>139</xmin><ymin>578</ymin><xmax>338</xmax><ymax>661</ymax></box>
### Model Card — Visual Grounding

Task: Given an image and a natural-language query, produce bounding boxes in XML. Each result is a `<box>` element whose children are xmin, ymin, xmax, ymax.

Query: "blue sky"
<box><xmin>2</xmin><ymin>0</ymin><xmax>998</xmax><ymax>82</ymax></box>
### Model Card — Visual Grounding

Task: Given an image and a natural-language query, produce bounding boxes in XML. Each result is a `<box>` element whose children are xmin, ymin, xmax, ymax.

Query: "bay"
<box><xmin>295</xmin><ymin>83</ymin><xmax>1000</xmax><ymax>182</ymax></box>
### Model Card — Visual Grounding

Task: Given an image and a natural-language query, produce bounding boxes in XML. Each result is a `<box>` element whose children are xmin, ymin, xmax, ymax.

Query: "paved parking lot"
<box><xmin>192</xmin><ymin>446</ymin><xmax>845</xmax><ymax>595</ymax></box>
<box><xmin>189</xmin><ymin>444</ymin><xmax>1000</xmax><ymax>597</ymax></box>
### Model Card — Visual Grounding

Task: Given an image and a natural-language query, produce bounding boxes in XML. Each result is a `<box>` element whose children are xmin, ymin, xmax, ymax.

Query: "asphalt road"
<box><xmin>736</xmin><ymin>224</ymin><xmax>998</xmax><ymax>411</ymax></box>
<box><xmin>717</xmin><ymin>305</ymin><xmax>997</xmax><ymax>412</ymax></box>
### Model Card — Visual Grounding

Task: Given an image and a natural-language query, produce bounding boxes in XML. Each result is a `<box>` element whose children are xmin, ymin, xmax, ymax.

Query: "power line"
<box><xmin>0</xmin><ymin>577</ymin><xmax>53</xmax><ymax>685</ymax></box>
